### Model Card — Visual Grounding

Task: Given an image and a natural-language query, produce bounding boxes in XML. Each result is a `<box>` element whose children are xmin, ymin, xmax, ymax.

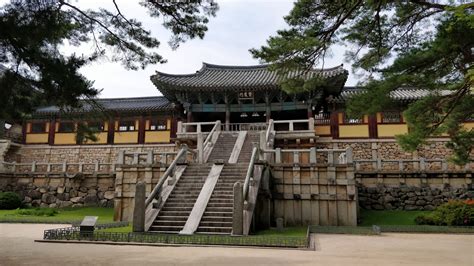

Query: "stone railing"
<box><xmin>221</xmin><ymin>123</ymin><xmax>267</xmax><ymax>132</ymax></box>
<box><xmin>0</xmin><ymin>161</ymin><xmax>116</xmax><ymax>175</ymax></box>
<box><xmin>116</xmin><ymin>150</ymin><xmax>179</xmax><ymax>166</ymax></box>
<box><xmin>176</xmin><ymin>121</ymin><xmax>219</xmax><ymax>135</ymax></box>
<box><xmin>354</xmin><ymin>158</ymin><xmax>472</xmax><ymax>172</ymax></box>
<box><xmin>272</xmin><ymin>118</ymin><xmax>314</xmax><ymax>132</ymax></box>
<box><xmin>260</xmin><ymin>147</ymin><xmax>352</xmax><ymax>165</ymax></box>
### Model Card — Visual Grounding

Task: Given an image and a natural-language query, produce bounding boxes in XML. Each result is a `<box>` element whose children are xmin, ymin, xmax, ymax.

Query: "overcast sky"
<box><xmin>4</xmin><ymin>0</ymin><xmax>356</xmax><ymax>98</ymax></box>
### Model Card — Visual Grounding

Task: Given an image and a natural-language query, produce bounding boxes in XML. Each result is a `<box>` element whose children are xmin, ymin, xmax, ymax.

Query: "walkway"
<box><xmin>0</xmin><ymin>224</ymin><xmax>472</xmax><ymax>266</ymax></box>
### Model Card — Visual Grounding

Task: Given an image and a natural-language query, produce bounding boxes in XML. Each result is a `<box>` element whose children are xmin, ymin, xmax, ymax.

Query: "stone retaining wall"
<box><xmin>358</xmin><ymin>184</ymin><xmax>472</xmax><ymax>210</ymax></box>
<box><xmin>0</xmin><ymin>174</ymin><xmax>115</xmax><ymax>208</ymax></box>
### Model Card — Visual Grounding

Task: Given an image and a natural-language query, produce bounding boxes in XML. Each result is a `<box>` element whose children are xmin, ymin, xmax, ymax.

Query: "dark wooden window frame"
<box><xmin>57</xmin><ymin>121</ymin><xmax>75</xmax><ymax>133</ymax></box>
<box><xmin>147</xmin><ymin>118</ymin><xmax>168</xmax><ymax>131</ymax></box>
<box><xmin>380</xmin><ymin>111</ymin><xmax>404</xmax><ymax>124</ymax></box>
<box><xmin>117</xmin><ymin>119</ymin><xmax>137</xmax><ymax>132</ymax></box>
<box><xmin>30</xmin><ymin>121</ymin><xmax>48</xmax><ymax>134</ymax></box>
<box><xmin>341</xmin><ymin>113</ymin><xmax>367</xmax><ymax>125</ymax></box>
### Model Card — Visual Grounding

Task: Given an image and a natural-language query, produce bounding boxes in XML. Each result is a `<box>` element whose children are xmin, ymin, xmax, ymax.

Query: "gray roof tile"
<box><xmin>333</xmin><ymin>87</ymin><xmax>454</xmax><ymax>103</ymax></box>
<box><xmin>151</xmin><ymin>62</ymin><xmax>348</xmax><ymax>90</ymax></box>
<box><xmin>35</xmin><ymin>96</ymin><xmax>172</xmax><ymax>115</ymax></box>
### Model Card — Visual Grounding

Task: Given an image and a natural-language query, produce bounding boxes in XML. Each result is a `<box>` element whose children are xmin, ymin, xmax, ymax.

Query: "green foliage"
<box><xmin>0</xmin><ymin>207</ymin><xmax>114</xmax><ymax>223</ymax></box>
<box><xmin>252</xmin><ymin>1</ymin><xmax>473</xmax><ymax>164</ymax></box>
<box><xmin>0</xmin><ymin>0</ymin><xmax>218</xmax><ymax>122</ymax></box>
<box><xmin>17</xmin><ymin>208</ymin><xmax>58</xmax><ymax>217</ymax></box>
<box><xmin>415</xmin><ymin>200</ymin><xmax>474</xmax><ymax>226</ymax></box>
<box><xmin>0</xmin><ymin>192</ymin><xmax>22</xmax><ymax>210</ymax></box>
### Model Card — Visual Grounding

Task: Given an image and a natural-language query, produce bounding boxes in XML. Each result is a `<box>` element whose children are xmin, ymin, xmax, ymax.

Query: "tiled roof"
<box><xmin>35</xmin><ymin>96</ymin><xmax>172</xmax><ymax>115</ymax></box>
<box><xmin>333</xmin><ymin>87</ymin><xmax>454</xmax><ymax>103</ymax></box>
<box><xmin>151</xmin><ymin>62</ymin><xmax>348</xmax><ymax>91</ymax></box>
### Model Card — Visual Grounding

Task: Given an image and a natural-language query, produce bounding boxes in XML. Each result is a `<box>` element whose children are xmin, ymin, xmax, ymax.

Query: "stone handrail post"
<box><xmin>31</xmin><ymin>161</ymin><xmax>36</xmax><ymax>172</ymax></box>
<box><xmin>133</xmin><ymin>182</ymin><xmax>146</xmax><ymax>232</ymax></box>
<box><xmin>275</xmin><ymin>148</ymin><xmax>282</xmax><ymax>163</ymax></box>
<box><xmin>117</xmin><ymin>150</ymin><xmax>125</xmax><ymax>164</ymax></box>
<box><xmin>197</xmin><ymin>131</ymin><xmax>203</xmax><ymax>163</ymax></box>
<box><xmin>62</xmin><ymin>162</ymin><xmax>67</xmax><ymax>172</ymax></box>
<box><xmin>328</xmin><ymin>150</ymin><xmax>334</xmax><ymax>165</ymax></box>
<box><xmin>308</xmin><ymin>117</ymin><xmax>315</xmax><ymax>131</ymax></box>
<box><xmin>420</xmin><ymin>158</ymin><xmax>426</xmax><ymax>171</ymax></box>
<box><xmin>177</xmin><ymin>121</ymin><xmax>183</xmax><ymax>134</ymax></box>
<box><xmin>232</xmin><ymin>181</ymin><xmax>243</xmax><ymax>235</ymax></box>
<box><xmin>94</xmin><ymin>161</ymin><xmax>99</xmax><ymax>172</ymax></box>
<box><xmin>345</xmin><ymin>147</ymin><xmax>353</xmax><ymax>164</ymax></box>
<box><xmin>146</xmin><ymin>150</ymin><xmax>153</xmax><ymax>165</ymax></box>
<box><xmin>293</xmin><ymin>151</ymin><xmax>299</xmax><ymax>165</ymax></box>
<box><xmin>289</xmin><ymin>121</ymin><xmax>294</xmax><ymax>131</ymax></box>
<box><xmin>310</xmin><ymin>148</ymin><xmax>317</xmax><ymax>164</ymax></box>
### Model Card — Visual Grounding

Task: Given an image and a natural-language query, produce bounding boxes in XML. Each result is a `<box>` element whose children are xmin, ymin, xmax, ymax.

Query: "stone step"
<box><xmin>200</xmin><ymin>216</ymin><xmax>232</xmax><ymax>222</ymax></box>
<box><xmin>165</xmin><ymin>203</ymin><xmax>196</xmax><ymax>207</ymax></box>
<box><xmin>198</xmin><ymin>221</ymin><xmax>233</xmax><ymax>227</ymax></box>
<box><xmin>161</xmin><ymin>206</ymin><xmax>193</xmax><ymax>211</ymax></box>
<box><xmin>205</xmin><ymin>206</ymin><xmax>233</xmax><ymax>212</ymax></box>
<box><xmin>158</xmin><ymin>210</ymin><xmax>192</xmax><ymax>216</ymax></box>
<box><xmin>153</xmin><ymin>220</ymin><xmax>186</xmax><ymax>226</ymax></box>
<box><xmin>149</xmin><ymin>225</ymin><xmax>182</xmax><ymax>232</ymax></box>
<box><xmin>155</xmin><ymin>216</ymin><xmax>188</xmax><ymax>221</ymax></box>
<box><xmin>203</xmin><ymin>211</ymin><xmax>233</xmax><ymax>217</ymax></box>
<box><xmin>206</xmin><ymin>202</ymin><xmax>233</xmax><ymax>208</ymax></box>
<box><xmin>196</xmin><ymin>226</ymin><xmax>232</xmax><ymax>234</ymax></box>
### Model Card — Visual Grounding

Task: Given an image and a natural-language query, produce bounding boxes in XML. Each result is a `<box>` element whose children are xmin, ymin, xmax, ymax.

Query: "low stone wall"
<box><xmin>6</xmin><ymin>143</ymin><xmax>176</xmax><ymax>164</ymax></box>
<box><xmin>288</xmin><ymin>138</ymin><xmax>474</xmax><ymax>171</ymax></box>
<box><xmin>358</xmin><ymin>184</ymin><xmax>471</xmax><ymax>211</ymax></box>
<box><xmin>357</xmin><ymin>173</ymin><xmax>473</xmax><ymax>210</ymax></box>
<box><xmin>0</xmin><ymin>174</ymin><xmax>115</xmax><ymax>208</ymax></box>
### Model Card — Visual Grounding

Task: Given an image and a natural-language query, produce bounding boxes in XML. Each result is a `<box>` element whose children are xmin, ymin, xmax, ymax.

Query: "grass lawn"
<box><xmin>0</xmin><ymin>207</ymin><xmax>114</xmax><ymax>223</ymax></box>
<box><xmin>359</xmin><ymin>209</ymin><xmax>431</xmax><ymax>226</ymax></box>
<box><xmin>98</xmin><ymin>225</ymin><xmax>132</xmax><ymax>233</ymax></box>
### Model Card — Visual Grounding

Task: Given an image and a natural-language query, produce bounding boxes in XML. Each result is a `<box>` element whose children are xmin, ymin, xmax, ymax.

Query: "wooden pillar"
<box><xmin>21</xmin><ymin>121</ymin><xmax>27</xmax><ymax>144</ymax></box>
<box><xmin>266</xmin><ymin>104</ymin><xmax>271</xmax><ymax>122</ymax></box>
<box><xmin>307</xmin><ymin>104</ymin><xmax>313</xmax><ymax>118</ymax></box>
<box><xmin>330</xmin><ymin>112</ymin><xmax>339</xmax><ymax>139</ymax></box>
<box><xmin>107</xmin><ymin>119</ymin><xmax>115</xmax><ymax>144</ymax></box>
<box><xmin>138</xmin><ymin>116</ymin><xmax>145</xmax><ymax>144</ymax></box>
<box><xmin>186</xmin><ymin>108</ymin><xmax>192</xmax><ymax>123</ymax></box>
<box><xmin>368</xmin><ymin>114</ymin><xmax>378</xmax><ymax>138</ymax></box>
<box><xmin>48</xmin><ymin>119</ymin><xmax>56</xmax><ymax>145</ymax></box>
<box><xmin>225</xmin><ymin>104</ymin><xmax>230</xmax><ymax>131</ymax></box>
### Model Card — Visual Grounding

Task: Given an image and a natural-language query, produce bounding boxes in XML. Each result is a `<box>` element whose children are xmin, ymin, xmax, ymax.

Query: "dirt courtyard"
<box><xmin>0</xmin><ymin>224</ymin><xmax>472</xmax><ymax>266</ymax></box>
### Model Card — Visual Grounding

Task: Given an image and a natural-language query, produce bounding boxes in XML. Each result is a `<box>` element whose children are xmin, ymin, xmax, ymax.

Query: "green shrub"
<box><xmin>415</xmin><ymin>200</ymin><xmax>474</xmax><ymax>226</ymax></box>
<box><xmin>0</xmin><ymin>192</ymin><xmax>22</xmax><ymax>210</ymax></box>
<box><xmin>17</xmin><ymin>208</ymin><xmax>58</xmax><ymax>217</ymax></box>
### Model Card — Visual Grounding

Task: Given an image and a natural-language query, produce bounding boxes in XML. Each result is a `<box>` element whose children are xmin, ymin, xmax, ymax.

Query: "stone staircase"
<box><xmin>148</xmin><ymin>131</ymin><xmax>260</xmax><ymax>235</ymax></box>
<box><xmin>196</xmin><ymin>163</ymin><xmax>247</xmax><ymax>234</ymax></box>
<box><xmin>207</xmin><ymin>132</ymin><xmax>238</xmax><ymax>162</ymax></box>
<box><xmin>237</xmin><ymin>133</ymin><xmax>260</xmax><ymax>163</ymax></box>
<box><xmin>148</xmin><ymin>164</ymin><xmax>212</xmax><ymax>233</ymax></box>
<box><xmin>196</xmin><ymin>133</ymin><xmax>259</xmax><ymax>234</ymax></box>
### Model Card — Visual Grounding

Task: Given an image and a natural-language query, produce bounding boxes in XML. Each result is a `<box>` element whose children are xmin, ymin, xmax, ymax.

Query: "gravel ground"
<box><xmin>0</xmin><ymin>223</ymin><xmax>472</xmax><ymax>266</ymax></box>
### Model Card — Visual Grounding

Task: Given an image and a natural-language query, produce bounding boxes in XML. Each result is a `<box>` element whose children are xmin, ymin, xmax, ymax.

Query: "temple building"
<box><xmin>2</xmin><ymin>63</ymin><xmax>472</xmax><ymax>234</ymax></box>
<box><xmin>20</xmin><ymin>63</ymin><xmax>473</xmax><ymax>145</ymax></box>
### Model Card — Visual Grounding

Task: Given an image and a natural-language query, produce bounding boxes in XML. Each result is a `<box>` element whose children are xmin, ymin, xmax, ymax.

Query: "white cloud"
<box><xmin>2</xmin><ymin>0</ymin><xmax>357</xmax><ymax>98</ymax></box>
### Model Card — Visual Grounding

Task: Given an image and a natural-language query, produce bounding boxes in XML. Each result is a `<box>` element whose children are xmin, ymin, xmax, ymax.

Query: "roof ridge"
<box><xmin>154</xmin><ymin>62</ymin><xmax>347</xmax><ymax>78</ymax></box>
<box><xmin>95</xmin><ymin>95</ymin><xmax>165</xmax><ymax>101</ymax></box>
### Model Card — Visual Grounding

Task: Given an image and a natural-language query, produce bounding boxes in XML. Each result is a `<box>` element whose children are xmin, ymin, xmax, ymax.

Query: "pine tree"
<box><xmin>251</xmin><ymin>1</ymin><xmax>473</xmax><ymax>164</ymax></box>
